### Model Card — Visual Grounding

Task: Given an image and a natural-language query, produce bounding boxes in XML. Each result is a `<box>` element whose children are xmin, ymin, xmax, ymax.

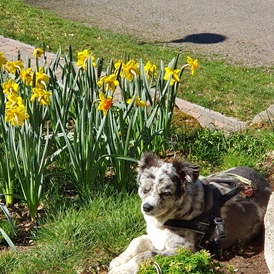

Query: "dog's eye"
<box><xmin>160</xmin><ymin>192</ymin><xmax>172</xmax><ymax>198</ymax></box>
<box><xmin>143</xmin><ymin>188</ymin><xmax>151</xmax><ymax>194</ymax></box>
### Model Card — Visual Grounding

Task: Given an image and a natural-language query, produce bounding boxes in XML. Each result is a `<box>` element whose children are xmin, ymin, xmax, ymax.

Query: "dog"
<box><xmin>109</xmin><ymin>152</ymin><xmax>271</xmax><ymax>274</ymax></box>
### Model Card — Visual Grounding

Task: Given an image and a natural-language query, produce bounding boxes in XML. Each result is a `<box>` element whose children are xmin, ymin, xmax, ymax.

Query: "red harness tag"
<box><xmin>242</xmin><ymin>185</ymin><xmax>253</xmax><ymax>197</ymax></box>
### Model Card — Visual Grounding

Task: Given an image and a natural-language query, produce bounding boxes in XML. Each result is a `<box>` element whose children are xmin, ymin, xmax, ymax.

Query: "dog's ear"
<box><xmin>173</xmin><ymin>159</ymin><xmax>199</xmax><ymax>183</ymax></box>
<box><xmin>138</xmin><ymin>152</ymin><xmax>159</xmax><ymax>171</ymax></box>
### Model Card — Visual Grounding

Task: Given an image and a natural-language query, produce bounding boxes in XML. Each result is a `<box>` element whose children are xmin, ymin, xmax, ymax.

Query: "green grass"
<box><xmin>138</xmin><ymin>248</ymin><xmax>231</xmax><ymax>274</ymax></box>
<box><xmin>170</xmin><ymin>127</ymin><xmax>274</xmax><ymax>175</ymax></box>
<box><xmin>0</xmin><ymin>192</ymin><xmax>144</xmax><ymax>274</ymax></box>
<box><xmin>0</xmin><ymin>128</ymin><xmax>272</xmax><ymax>273</ymax></box>
<box><xmin>1</xmin><ymin>0</ymin><xmax>274</xmax><ymax>120</ymax></box>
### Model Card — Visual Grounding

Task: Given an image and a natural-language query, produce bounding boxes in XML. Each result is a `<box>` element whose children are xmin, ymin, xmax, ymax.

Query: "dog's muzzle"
<box><xmin>142</xmin><ymin>203</ymin><xmax>154</xmax><ymax>213</ymax></box>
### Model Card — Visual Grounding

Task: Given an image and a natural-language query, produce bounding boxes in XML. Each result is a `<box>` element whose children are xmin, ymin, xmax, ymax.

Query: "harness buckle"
<box><xmin>214</xmin><ymin>217</ymin><xmax>227</xmax><ymax>243</ymax></box>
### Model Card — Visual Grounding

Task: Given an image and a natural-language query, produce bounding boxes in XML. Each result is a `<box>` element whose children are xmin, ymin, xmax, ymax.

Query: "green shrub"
<box><xmin>138</xmin><ymin>248</ymin><xmax>231</xmax><ymax>274</ymax></box>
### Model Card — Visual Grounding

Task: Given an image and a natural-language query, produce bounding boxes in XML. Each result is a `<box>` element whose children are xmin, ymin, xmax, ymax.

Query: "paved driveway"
<box><xmin>25</xmin><ymin>0</ymin><xmax>274</xmax><ymax>67</ymax></box>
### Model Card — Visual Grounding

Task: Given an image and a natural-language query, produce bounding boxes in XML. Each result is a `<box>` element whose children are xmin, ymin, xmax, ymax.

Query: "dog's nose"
<box><xmin>143</xmin><ymin>203</ymin><xmax>154</xmax><ymax>213</ymax></box>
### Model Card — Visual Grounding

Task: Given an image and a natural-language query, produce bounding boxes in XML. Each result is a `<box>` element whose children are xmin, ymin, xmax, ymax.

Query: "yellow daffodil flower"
<box><xmin>76</xmin><ymin>49</ymin><xmax>96</xmax><ymax>69</ymax></box>
<box><xmin>114</xmin><ymin>59</ymin><xmax>123</xmax><ymax>77</ymax></box>
<box><xmin>144</xmin><ymin>61</ymin><xmax>157</xmax><ymax>78</ymax></box>
<box><xmin>5</xmin><ymin>95</ymin><xmax>29</xmax><ymax>126</ymax></box>
<box><xmin>187</xmin><ymin>56</ymin><xmax>198</xmax><ymax>75</ymax></box>
<box><xmin>114</xmin><ymin>60</ymin><xmax>123</xmax><ymax>70</ymax></box>
<box><xmin>122</xmin><ymin>60</ymin><xmax>140</xmax><ymax>81</ymax></box>
<box><xmin>20</xmin><ymin>67</ymin><xmax>32</xmax><ymax>85</ymax></box>
<box><xmin>32</xmin><ymin>67</ymin><xmax>50</xmax><ymax>89</ymax></box>
<box><xmin>97</xmin><ymin>74</ymin><xmax>119</xmax><ymax>92</ymax></box>
<box><xmin>0</xmin><ymin>52</ymin><xmax>7</xmax><ymax>68</ymax></box>
<box><xmin>5</xmin><ymin>60</ymin><xmax>24</xmax><ymax>74</ymax></box>
<box><xmin>97</xmin><ymin>92</ymin><xmax>112</xmax><ymax>116</ymax></box>
<box><xmin>30</xmin><ymin>87</ymin><xmax>52</xmax><ymax>105</ymax></box>
<box><xmin>2</xmin><ymin>79</ymin><xmax>19</xmax><ymax>95</ymax></box>
<box><xmin>5</xmin><ymin>104</ymin><xmax>29</xmax><ymax>126</ymax></box>
<box><xmin>6</xmin><ymin>94</ymin><xmax>24</xmax><ymax>109</ymax></box>
<box><xmin>164</xmin><ymin>67</ymin><xmax>181</xmax><ymax>86</ymax></box>
<box><xmin>33</xmin><ymin>48</ymin><xmax>44</xmax><ymax>58</ymax></box>
<box><xmin>126</xmin><ymin>96</ymin><xmax>146</xmax><ymax>107</ymax></box>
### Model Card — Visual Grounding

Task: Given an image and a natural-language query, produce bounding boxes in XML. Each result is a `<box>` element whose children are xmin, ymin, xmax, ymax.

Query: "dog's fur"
<box><xmin>109</xmin><ymin>152</ymin><xmax>271</xmax><ymax>274</ymax></box>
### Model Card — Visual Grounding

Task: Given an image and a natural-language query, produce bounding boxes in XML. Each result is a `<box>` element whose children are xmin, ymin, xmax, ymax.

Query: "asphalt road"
<box><xmin>24</xmin><ymin>0</ymin><xmax>274</xmax><ymax>67</ymax></box>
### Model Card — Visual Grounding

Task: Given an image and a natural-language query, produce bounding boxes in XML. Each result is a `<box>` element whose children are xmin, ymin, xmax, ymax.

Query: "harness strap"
<box><xmin>163</xmin><ymin>219</ymin><xmax>209</xmax><ymax>234</ymax></box>
<box><xmin>219</xmin><ymin>184</ymin><xmax>243</xmax><ymax>206</ymax></box>
<box><xmin>164</xmin><ymin>179</ymin><xmax>214</xmax><ymax>233</ymax></box>
<box><xmin>200</xmin><ymin>182</ymin><xmax>243</xmax><ymax>247</ymax></box>
<box><xmin>164</xmin><ymin>176</ymin><xmax>248</xmax><ymax>249</ymax></box>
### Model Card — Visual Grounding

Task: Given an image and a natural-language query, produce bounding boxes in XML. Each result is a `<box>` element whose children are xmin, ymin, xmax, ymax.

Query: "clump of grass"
<box><xmin>170</xmin><ymin>127</ymin><xmax>273</xmax><ymax>175</ymax></box>
<box><xmin>138</xmin><ymin>248</ymin><xmax>232</xmax><ymax>274</ymax></box>
<box><xmin>0</xmin><ymin>192</ymin><xmax>144</xmax><ymax>274</ymax></box>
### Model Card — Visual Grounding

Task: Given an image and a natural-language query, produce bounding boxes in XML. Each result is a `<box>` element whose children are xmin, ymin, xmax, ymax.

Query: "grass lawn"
<box><xmin>1</xmin><ymin>0</ymin><xmax>274</xmax><ymax>120</ymax></box>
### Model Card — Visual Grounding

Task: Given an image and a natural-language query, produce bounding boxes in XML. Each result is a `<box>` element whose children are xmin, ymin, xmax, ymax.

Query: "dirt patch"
<box><xmin>217</xmin><ymin>232</ymin><xmax>269</xmax><ymax>274</ymax></box>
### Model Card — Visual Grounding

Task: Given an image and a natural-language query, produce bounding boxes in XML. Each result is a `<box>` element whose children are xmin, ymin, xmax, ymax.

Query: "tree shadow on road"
<box><xmin>169</xmin><ymin>33</ymin><xmax>227</xmax><ymax>44</ymax></box>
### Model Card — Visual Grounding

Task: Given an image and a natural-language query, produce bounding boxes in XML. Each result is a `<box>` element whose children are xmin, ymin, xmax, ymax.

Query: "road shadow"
<box><xmin>169</xmin><ymin>33</ymin><xmax>227</xmax><ymax>44</ymax></box>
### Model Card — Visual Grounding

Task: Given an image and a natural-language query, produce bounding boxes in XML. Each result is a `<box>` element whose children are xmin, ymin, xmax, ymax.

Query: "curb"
<box><xmin>175</xmin><ymin>98</ymin><xmax>247</xmax><ymax>132</ymax></box>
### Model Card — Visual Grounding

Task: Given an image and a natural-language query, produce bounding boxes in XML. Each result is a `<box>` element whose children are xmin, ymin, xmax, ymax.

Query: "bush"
<box><xmin>138</xmin><ymin>248</ymin><xmax>231</xmax><ymax>274</ymax></box>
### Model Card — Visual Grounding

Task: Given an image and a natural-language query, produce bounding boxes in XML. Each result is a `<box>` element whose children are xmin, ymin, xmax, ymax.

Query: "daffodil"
<box><xmin>5</xmin><ymin>95</ymin><xmax>29</xmax><ymax>126</ymax></box>
<box><xmin>144</xmin><ymin>61</ymin><xmax>157</xmax><ymax>78</ymax></box>
<box><xmin>0</xmin><ymin>52</ymin><xmax>7</xmax><ymax>68</ymax></box>
<box><xmin>76</xmin><ymin>49</ymin><xmax>96</xmax><ymax>69</ymax></box>
<box><xmin>187</xmin><ymin>56</ymin><xmax>198</xmax><ymax>75</ymax></box>
<box><xmin>2</xmin><ymin>79</ymin><xmax>19</xmax><ymax>95</ymax></box>
<box><xmin>97</xmin><ymin>92</ymin><xmax>112</xmax><ymax>116</ymax></box>
<box><xmin>164</xmin><ymin>67</ymin><xmax>181</xmax><ymax>86</ymax></box>
<box><xmin>6</xmin><ymin>94</ymin><xmax>24</xmax><ymax>109</ymax></box>
<box><xmin>30</xmin><ymin>87</ymin><xmax>52</xmax><ymax>105</ymax></box>
<box><xmin>126</xmin><ymin>96</ymin><xmax>146</xmax><ymax>107</ymax></box>
<box><xmin>5</xmin><ymin>60</ymin><xmax>24</xmax><ymax>74</ymax></box>
<box><xmin>97</xmin><ymin>74</ymin><xmax>119</xmax><ymax>92</ymax></box>
<box><xmin>33</xmin><ymin>48</ymin><xmax>44</xmax><ymax>58</ymax></box>
<box><xmin>114</xmin><ymin>59</ymin><xmax>123</xmax><ymax>77</ymax></box>
<box><xmin>32</xmin><ymin>67</ymin><xmax>49</xmax><ymax>89</ymax></box>
<box><xmin>20</xmin><ymin>67</ymin><xmax>32</xmax><ymax>85</ymax></box>
<box><xmin>114</xmin><ymin>60</ymin><xmax>123</xmax><ymax>70</ymax></box>
<box><xmin>122</xmin><ymin>60</ymin><xmax>139</xmax><ymax>81</ymax></box>
<box><xmin>5</xmin><ymin>104</ymin><xmax>29</xmax><ymax>126</ymax></box>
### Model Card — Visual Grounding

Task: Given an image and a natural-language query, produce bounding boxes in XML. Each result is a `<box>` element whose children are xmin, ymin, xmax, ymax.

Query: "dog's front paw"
<box><xmin>108</xmin><ymin>263</ymin><xmax>139</xmax><ymax>274</ymax></box>
<box><xmin>109</xmin><ymin>256</ymin><xmax>127</xmax><ymax>270</ymax></box>
<box><xmin>108</xmin><ymin>268</ymin><xmax>131</xmax><ymax>274</ymax></box>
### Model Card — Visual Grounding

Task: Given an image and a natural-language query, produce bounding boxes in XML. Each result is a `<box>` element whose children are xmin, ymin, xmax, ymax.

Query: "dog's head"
<box><xmin>137</xmin><ymin>152</ymin><xmax>199</xmax><ymax>221</ymax></box>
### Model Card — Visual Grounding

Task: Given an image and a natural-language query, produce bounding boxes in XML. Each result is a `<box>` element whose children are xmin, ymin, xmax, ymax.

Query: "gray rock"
<box><xmin>265</xmin><ymin>192</ymin><xmax>274</xmax><ymax>274</ymax></box>
<box><xmin>251</xmin><ymin>105</ymin><xmax>274</xmax><ymax>126</ymax></box>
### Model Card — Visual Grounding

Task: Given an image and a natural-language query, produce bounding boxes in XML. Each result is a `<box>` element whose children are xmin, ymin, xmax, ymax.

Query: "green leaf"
<box><xmin>0</xmin><ymin>202</ymin><xmax>16</xmax><ymax>235</ymax></box>
<box><xmin>0</xmin><ymin>227</ymin><xmax>17</xmax><ymax>252</ymax></box>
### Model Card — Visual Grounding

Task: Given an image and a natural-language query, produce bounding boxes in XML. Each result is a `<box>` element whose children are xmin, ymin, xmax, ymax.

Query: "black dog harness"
<box><xmin>164</xmin><ymin>173</ymin><xmax>256</xmax><ymax>249</ymax></box>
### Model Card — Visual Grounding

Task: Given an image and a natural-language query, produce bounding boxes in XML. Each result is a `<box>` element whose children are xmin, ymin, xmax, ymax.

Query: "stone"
<box><xmin>265</xmin><ymin>191</ymin><xmax>274</xmax><ymax>274</ymax></box>
<box><xmin>171</xmin><ymin>108</ymin><xmax>202</xmax><ymax>136</ymax></box>
<box><xmin>250</xmin><ymin>104</ymin><xmax>274</xmax><ymax>129</ymax></box>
